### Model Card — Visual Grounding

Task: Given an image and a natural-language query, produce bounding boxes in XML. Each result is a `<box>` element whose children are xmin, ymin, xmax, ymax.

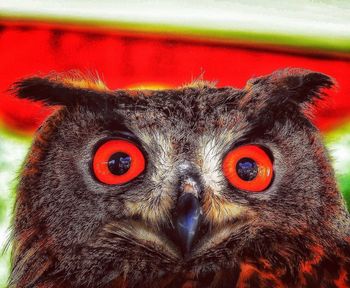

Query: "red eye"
<box><xmin>93</xmin><ymin>139</ymin><xmax>146</xmax><ymax>185</ymax></box>
<box><xmin>222</xmin><ymin>145</ymin><xmax>273</xmax><ymax>192</ymax></box>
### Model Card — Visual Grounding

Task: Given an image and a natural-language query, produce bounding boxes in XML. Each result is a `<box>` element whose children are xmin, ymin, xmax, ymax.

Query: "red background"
<box><xmin>1</xmin><ymin>20</ymin><xmax>350</xmax><ymax>134</ymax></box>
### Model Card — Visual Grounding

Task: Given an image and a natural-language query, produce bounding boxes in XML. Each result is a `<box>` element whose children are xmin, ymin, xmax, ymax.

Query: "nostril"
<box><xmin>175</xmin><ymin>193</ymin><xmax>202</xmax><ymax>254</ymax></box>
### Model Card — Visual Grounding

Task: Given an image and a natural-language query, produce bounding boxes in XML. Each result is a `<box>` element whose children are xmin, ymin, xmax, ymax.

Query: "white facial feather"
<box><xmin>199</xmin><ymin>131</ymin><xmax>234</xmax><ymax>195</ymax></box>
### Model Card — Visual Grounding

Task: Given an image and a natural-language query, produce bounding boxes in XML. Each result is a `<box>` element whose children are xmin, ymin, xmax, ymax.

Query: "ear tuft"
<box><xmin>241</xmin><ymin>68</ymin><xmax>336</xmax><ymax>112</ymax></box>
<box><xmin>12</xmin><ymin>76</ymin><xmax>63</xmax><ymax>105</ymax></box>
<box><xmin>56</xmin><ymin>71</ymin><xmax>109</xmax><ymax>92</ymax></box>
<box><xmin>269</xmin><ymin>68</ymin><xmax>335</xmax><ymax>104</ymax></box>
<box><xmin>11</xmin><ymin>71</ymin><xmax>110</xmax><ymax>106</ymax></box>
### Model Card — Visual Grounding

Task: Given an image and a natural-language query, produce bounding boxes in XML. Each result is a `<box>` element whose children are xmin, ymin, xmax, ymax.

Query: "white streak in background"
<box><xmin>0</xmin><ymin>135</ymin><xmax>29</xmax><ymax>287</ymax></box>
<box><xmin>329</xmin><ymin>133</ymin><xmax>350</xmax><ymax>175</ymax></box>
<box><xmin>0</xmin><ymin>0</ymin><xmax>350</xmax><ymax>37</ymax></box>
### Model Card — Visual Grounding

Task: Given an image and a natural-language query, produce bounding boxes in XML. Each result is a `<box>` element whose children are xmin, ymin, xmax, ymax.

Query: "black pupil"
<box><xmin>108</xmin><ymin>152</ymin><xmax>131</xmax><ymax>175</ymax></box>
<box><xmin>236</xmin><ymin>158</ymin><xmax>258</xmax><ymax>181</ymax></box>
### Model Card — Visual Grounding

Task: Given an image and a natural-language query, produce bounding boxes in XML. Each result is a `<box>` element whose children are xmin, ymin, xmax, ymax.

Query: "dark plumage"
<box><xmin>9</xmin><ymin>68</ymin><xmax>350</xmax><ymax>288</ymax></box>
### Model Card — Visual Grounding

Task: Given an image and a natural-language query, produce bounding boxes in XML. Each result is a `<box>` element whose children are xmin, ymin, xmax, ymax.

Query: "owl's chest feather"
<box><xmin>107</xmin><ymin>241</ymin><xmax>350</xmax><ymax>288</ymax></box>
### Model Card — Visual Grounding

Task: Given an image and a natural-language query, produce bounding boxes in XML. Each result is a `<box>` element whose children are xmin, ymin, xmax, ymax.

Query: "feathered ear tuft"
<box><xmin>241</xmin><ymin>68</ymin><xmax>336</xmax><ymax>111</ymax></box>
<box><xmin>11</xmin><ymin>71</ymin><xmax>111</xmax><ymax>106</ymax></box>
<box><xmin>267</xmin><ymin>68</ymin><xmax>335</xmax><ymax>105</ymax></box>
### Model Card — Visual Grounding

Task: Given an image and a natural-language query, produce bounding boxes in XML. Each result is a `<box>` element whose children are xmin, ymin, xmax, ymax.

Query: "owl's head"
<box><xmin>10</xmin><ymin>69</ymin><xmax>348</xmax><ymax>287</ymax></box>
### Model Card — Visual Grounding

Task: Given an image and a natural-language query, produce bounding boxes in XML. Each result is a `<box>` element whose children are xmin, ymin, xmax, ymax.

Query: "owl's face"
<box><xmin>11</xmin><ymin>69</ymin><xmax>346</xmax><ymax>287</ymax></box>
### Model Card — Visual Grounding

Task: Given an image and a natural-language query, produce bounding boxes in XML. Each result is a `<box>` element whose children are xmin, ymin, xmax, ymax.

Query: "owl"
<box><xmin>8</xmin><ymin>68</ymin><xmax>350</xmax><ymax>288</ymax></box>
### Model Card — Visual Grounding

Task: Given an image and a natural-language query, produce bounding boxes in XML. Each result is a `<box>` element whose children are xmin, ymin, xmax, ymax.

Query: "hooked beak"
<box><xmin>174</xmin><ymin>181</ymin><xmax>202</xmax><ymax>255</ymax></box>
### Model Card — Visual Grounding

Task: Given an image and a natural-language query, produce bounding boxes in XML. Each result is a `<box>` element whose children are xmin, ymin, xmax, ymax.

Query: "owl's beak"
<box><xmin>174</xmin><ymin>185</ymin><xmax>202</xmax><ymax>255</ymax></box>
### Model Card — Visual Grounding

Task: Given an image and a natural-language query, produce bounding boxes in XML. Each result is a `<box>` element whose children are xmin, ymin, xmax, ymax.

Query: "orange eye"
<box><xmin>222</xmin><ymin>145</ymin><xmax>273</xmax><ymax>192</ymax></box>
<box><xmin>93</xmin><ymin>139</ymin><xmax>146</xmax><ymax>185</ymax></box>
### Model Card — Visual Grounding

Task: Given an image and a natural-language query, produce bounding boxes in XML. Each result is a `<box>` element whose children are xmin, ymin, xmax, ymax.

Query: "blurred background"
<box><xmin>0</xmin><ymin>1</ymin><xmax>350</xmax><ymax>286</ymax></box>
